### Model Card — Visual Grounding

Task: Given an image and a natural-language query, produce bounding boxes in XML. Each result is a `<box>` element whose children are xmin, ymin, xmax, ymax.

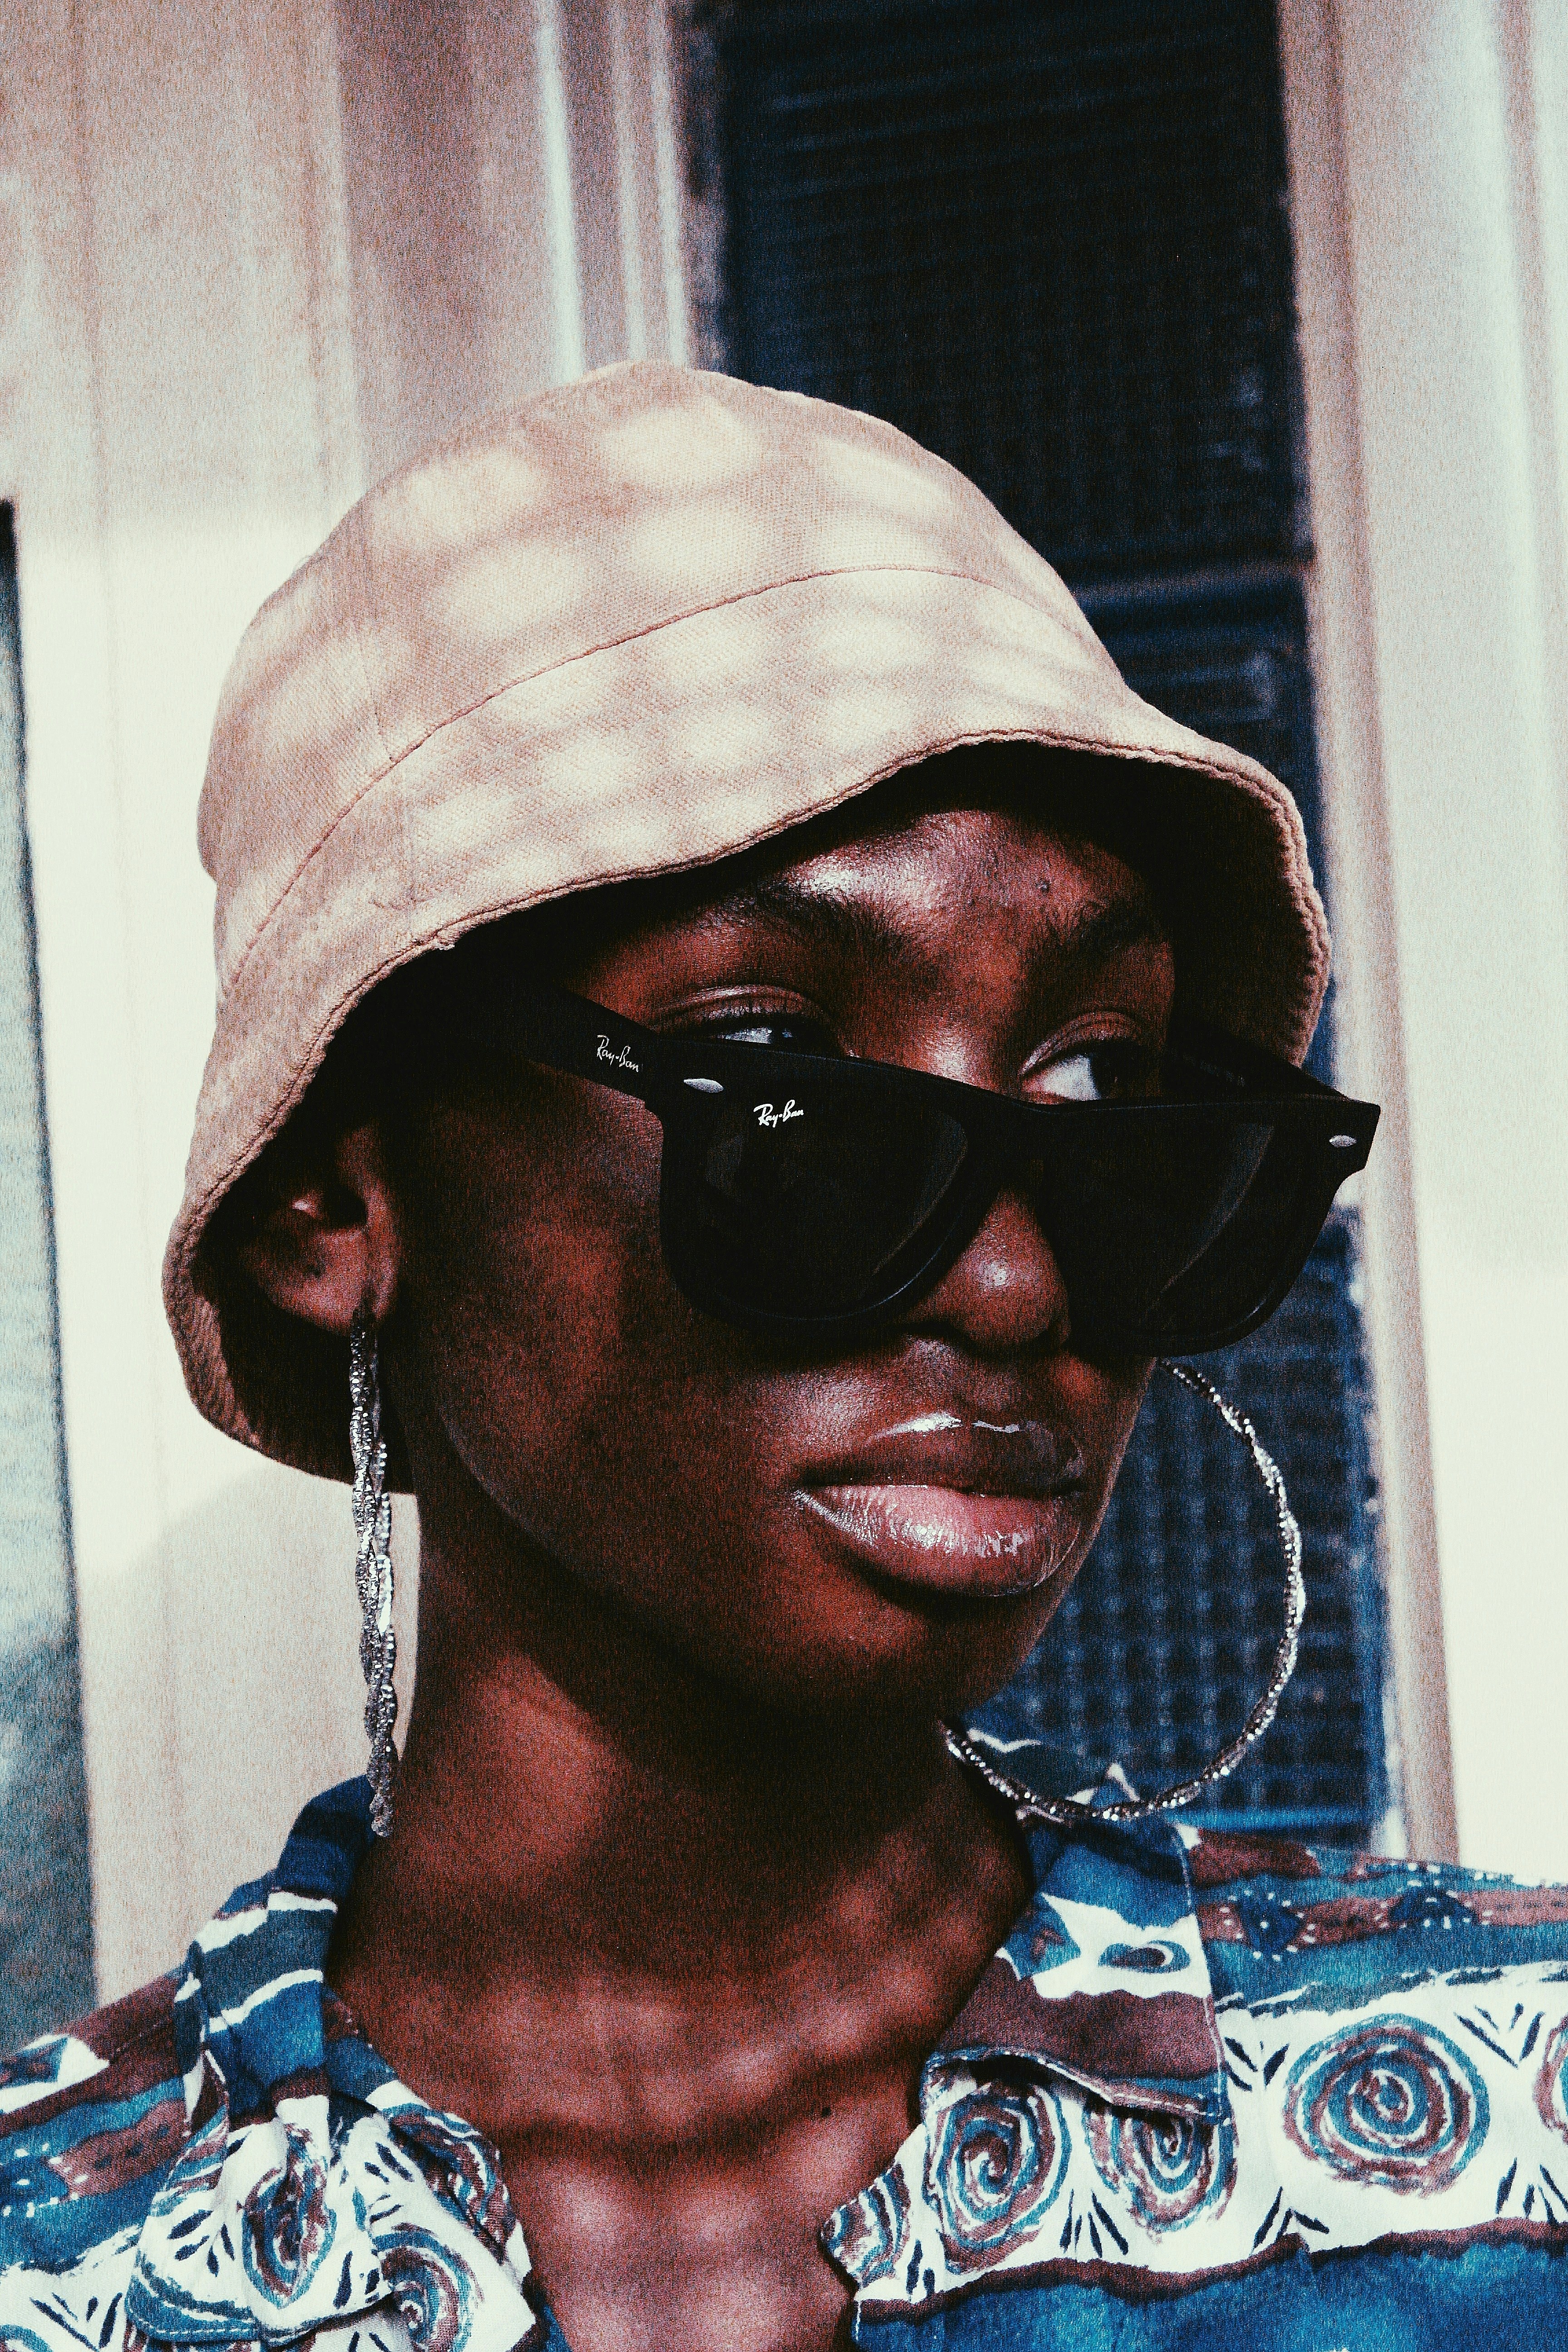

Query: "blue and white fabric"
<box><xmin>4</xmin><ymin>1754</ymin><xmax>1568</xmax><ymax>2350</ymax></box>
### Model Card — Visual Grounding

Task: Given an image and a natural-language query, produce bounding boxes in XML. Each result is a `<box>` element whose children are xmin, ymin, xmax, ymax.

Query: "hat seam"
<box><xmin>214</xmin><ymin>563</ymin><xmax>1207</xmax><ymax>1009</ymax></box>
<box><xmin>357</xmin><ymin>558</ymin><xmax>1105</xmax><ymax>776</ymax></box>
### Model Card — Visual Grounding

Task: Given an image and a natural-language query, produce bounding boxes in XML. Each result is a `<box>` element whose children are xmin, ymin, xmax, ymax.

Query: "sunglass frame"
<box><xmin>420</xmin><ymin>969</ymin><xmax>1378</xmax><ymax>1357</ymax></box>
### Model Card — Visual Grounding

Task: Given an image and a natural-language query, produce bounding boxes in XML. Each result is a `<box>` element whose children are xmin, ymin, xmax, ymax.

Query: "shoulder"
<box><xmin>0</xmin><ymin>1972</ymin><xmax>193</xmax><ymax>2289</ymax></box>
<box><xmin>836</xmin><ymin>1814</ymin><xmax>1568</xmax><ymax>2330</ymax></box>
<box><xmin>1186</xmin><ymin>1828</ymin><xmax>1568</xmax><ymax>2244</ymax></box>
<box><xmin>1184</xmin><ymin>1825</ymin><xmax>1568</xmax><ymax>1985</ymax></box>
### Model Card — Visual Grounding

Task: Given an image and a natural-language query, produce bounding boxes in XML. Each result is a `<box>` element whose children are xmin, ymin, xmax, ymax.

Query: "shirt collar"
<box><xmin>929</xmin><ymin>1734</ymin><xmax>1227</xmax><ymax>2125</ymax></box>
<box><xmin>126</xmin><ymin>1751</ymin><xmax>1224</xmax><ymax>2345</ymax></box>
<box><xmin>820</xmin><ymin>1732</ymin><xmax>1229</xmax><ymax>2301</ymax></box>
<box><xmin>127</xmin><ymin>1782</ymin><xmax>542</xmax><ymax>2352</ymax></box>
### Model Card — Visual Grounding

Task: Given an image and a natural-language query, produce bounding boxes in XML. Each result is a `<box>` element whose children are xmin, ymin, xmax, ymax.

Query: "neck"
<box><xmin>326</xmin><ymin>1451</ymin><xmax>1028</xmax><ymax>2107</ymax></box>
<box><xmin>353</xmin><ymin>1502</ymin><xmax>985</xmax><ymax>1966</ymax></box>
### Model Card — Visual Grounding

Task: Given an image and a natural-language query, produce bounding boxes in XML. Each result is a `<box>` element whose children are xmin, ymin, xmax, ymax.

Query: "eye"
<box><xmin>1028</xmin><ymin>1040</ymin><xmax>1161</xmax><ymax>1102</ymax></box>
<box><xmin>677</xmin><ymin>1004</ymin><xmax>842</xmax><ymax>1055</ymax></box>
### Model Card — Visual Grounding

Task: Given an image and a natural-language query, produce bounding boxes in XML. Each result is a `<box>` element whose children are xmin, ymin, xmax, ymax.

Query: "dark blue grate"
<box><xmin>701</xmin><ymin>0</ymin><xmax>1391</xmax><ymax>1842</ymax></box>
<box><xmin>701</xmin><ymin>0</ymin><xmax>1305</xmax><ymax>579</ymax></box>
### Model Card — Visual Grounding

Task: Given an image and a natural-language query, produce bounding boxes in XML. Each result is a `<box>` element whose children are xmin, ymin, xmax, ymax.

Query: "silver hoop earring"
<box><xmin>941</xmin><ymin>1360</ymin><xmax>1305</xmax><ymax>1828</ymax></box>
<box><xmin>349</xmin><ymin>1306</ymin><xmax>399</xmax><ymax>1837</ymax></box>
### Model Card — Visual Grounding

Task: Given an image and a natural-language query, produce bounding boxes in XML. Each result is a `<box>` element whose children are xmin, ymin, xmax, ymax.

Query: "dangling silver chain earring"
<box><xmin>941</xmin><ymin>1360</ymin><xmax>1305</xmax><ymax>1827</ymax></box>
<box><xmin>349</xmin><ymin>1306</ymin><xmax>399</xmax><ymax>1837</ymax></box>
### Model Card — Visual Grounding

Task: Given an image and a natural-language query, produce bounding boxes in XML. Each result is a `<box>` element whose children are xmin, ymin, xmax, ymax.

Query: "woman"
<box><xmin>2</xmin><ymin>364</ymin><xmax>1565</xmax><ymax>2351</ymax></box>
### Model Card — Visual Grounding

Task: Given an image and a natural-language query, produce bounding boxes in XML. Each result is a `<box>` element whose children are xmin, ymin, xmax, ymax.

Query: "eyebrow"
<box><xmin>695</xmin><ymin>873</ymin><xmax>1168</xmax><ymax>981</ymax></box>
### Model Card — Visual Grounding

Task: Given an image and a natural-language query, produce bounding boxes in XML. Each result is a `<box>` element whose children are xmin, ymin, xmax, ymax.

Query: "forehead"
<box><xmin>514</xmin><ymin>751</ymin><xmax>1175</xmax><ymax>995</ymax></box>
<box><xmin>663</xmin><ymin>802</ymin><xmax>1168</xmax><ymax>996</ymax></box>
<box><xmin>708</xmin><ymin>802</ymin><xmax>1151</xmax><ymax>924</ymax></box>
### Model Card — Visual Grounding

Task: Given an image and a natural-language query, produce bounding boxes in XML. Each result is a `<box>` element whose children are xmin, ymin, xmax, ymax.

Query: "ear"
<box><xmin>239</xmin><ymin>1124</ymin><xmax>401</xmax><ymax>1336</ymax></box>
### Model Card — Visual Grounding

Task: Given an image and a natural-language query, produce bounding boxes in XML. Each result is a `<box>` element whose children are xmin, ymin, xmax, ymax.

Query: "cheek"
<box><xmin>1064</xmin><ymin>1351</ymin><xmax>1152</xmax><ymax>1528</ymax></box>
<box><xmin>1084</xmin><ymin>1355</ymin><xmax>1154</xmax><ymax>1503</ymax></box>
<box><xmin>1021</xmin><ymin>1352</ymin><xmax>1153</xmax><ymax>1631</ymax></box>
<box><xmin>392</xmin><ymin>1099</ymin><xmax>789</xmax><ymax>1616</ymax></box>
<box><xmin>394</xmin><ymin>1109</ymin><xmax>830</xmax><ymax>1688</ymax></box>
<box><xmin>396</xmin><ymin>1093</ymin><xmax>666</xmax><ymax>1511</ymax></box>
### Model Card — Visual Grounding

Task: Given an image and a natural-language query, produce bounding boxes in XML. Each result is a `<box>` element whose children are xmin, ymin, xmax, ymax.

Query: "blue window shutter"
<box><xmin>699</xmin><ymin>0</ymin><xmax>1390</xmax><ymax>1840</ymax></box>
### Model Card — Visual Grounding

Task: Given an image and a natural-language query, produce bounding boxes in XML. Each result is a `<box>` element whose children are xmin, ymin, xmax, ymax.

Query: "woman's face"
<box><xmin>378</xmin><ymin>794</ymin><xmax>1174</xmax><ymax>1722</ymax></box>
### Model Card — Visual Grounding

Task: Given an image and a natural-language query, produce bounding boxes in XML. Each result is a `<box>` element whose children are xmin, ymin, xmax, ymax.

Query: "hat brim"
<box><xmin>164</xmin><ymin>565</ymin><xmax>1328</xmax><ymax>1483</ymax></box>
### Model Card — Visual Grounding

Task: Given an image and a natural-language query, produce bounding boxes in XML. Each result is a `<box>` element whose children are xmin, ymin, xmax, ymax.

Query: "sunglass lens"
<box><xmin>665</xmin><ymin>1082</ymin><xmax>970</xmax><ymax>1322</ymax></box>
<box><xmin>1039</xmin><ymin>1117</ymin><xmax>1315</xmax><ymax>1347</ymax></box>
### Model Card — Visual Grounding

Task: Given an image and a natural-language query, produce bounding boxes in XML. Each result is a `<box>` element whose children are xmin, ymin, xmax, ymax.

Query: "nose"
<box><xmin>909</xmin><ymin>1182</ymin><xmax>1073</xmax><ymax>1356</ymax></box>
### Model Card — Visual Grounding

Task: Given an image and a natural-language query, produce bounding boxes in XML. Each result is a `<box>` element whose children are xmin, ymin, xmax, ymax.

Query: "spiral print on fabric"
<box><xmin>925</xmin><ymin>2073</ymin><xmax>1069</xmax><ymax>2272</ymax></box>
<box><xmin>819</xmin><ymin>2167</ymin><xmax>911</xmax><ymax>2287</ymax></box>
<box><xmin>1282</xmin><ymin>2016</ymin><xmax>1489</xmax><ymax>2193</ymax></box>
<box><xmin>379</xmin><ymin>2224</ymin><xmax>479</xmax><ymax>2352</ymax></box>
<box><xmin>389</xmin><ymin>2108</ymin><xmax>514</xmax><ymax>2252</ymax></box>
<box><xmin>1535</xmin><ymin>2014</ymin><xmax>1568</xmax><ymax>2147</ymax></box>
<box><xmin>1084</xmin><ymin>2102</ymin><xmax>1236</xmax><ymax>2232</ymax></box>
<box><xmin>147</xmin><ymin>2105</ymin><xmax>227</xmax><ymax>2213</ymax></box>
<box><xmin>239</xmin><ymin>2123</ymin><xmax>338</xmax><ymax>2305</ymax></box>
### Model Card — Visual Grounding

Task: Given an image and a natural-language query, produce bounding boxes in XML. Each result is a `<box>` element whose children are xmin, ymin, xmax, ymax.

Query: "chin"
<box><xmin>715</xmin><ymin>1573</ymin><xmax>1068</xmax><ymax>1729</ymax></box>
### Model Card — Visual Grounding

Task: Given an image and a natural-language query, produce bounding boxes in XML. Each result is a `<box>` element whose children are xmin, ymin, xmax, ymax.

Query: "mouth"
<box><xmin>797</xmin><ymin>1412</ymin><xmax>1091</xmax><ymax>1601</ymax></box>
<box><xmin>800</xmin><ymin>1482</ymin><xmax>1090</xmax><ymax>1598</ymax></box>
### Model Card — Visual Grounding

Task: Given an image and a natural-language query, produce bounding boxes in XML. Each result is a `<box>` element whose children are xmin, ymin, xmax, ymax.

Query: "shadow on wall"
<box><xmin>88</xmin><ymin>1465</ymin><xmax>419</xmax><ymax>2005</ymax></box>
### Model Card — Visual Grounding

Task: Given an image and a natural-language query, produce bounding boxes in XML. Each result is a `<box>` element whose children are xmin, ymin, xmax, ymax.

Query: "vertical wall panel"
<box><xmin>0</xmin><ymin>510</ymin><xmax>93</xmax><ymax>2042</ymax></box>
<box><xmin>1281</xmin><ymin>0</ymin><xmax>1568</xmax><ymax>1876</ymax></box>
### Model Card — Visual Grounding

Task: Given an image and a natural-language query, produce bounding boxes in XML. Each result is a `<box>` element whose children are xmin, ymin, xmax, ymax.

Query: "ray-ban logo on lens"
<box><xmin>596</xmin><ymin>1033</ymin><xmax>640</xmax><ymax>1073</ymax></box>
<box><xmin>754</xmin><ymin>1099</ymin><xmax>803</xmax><ymax>1128</ymax></box>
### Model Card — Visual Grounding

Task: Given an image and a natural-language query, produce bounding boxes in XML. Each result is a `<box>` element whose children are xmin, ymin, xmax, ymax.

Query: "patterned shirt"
<box><xmin>3</xmin><ymin>1751</ymin><xmax>1568</xmax><ymax>2350</ymax></box>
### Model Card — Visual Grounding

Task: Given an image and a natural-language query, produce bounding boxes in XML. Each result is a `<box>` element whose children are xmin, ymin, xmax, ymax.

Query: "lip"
<box><xmin>798</xmin><ymin>1412</ymin><xmax>1090</xmax><ymax>1600</ymax></box>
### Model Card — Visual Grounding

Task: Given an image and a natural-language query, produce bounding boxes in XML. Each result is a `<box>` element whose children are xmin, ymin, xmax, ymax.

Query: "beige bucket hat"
<box><xmin>164</xmin><ymin>359</ymin><xmax>1329</xmax><ymax>1482</ymax></box>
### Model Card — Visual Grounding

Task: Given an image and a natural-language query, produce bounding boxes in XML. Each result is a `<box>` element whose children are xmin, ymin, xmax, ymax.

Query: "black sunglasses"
<box><xmin>407</xmin><ymin>956</ymin><xmax>1378</xmax><ymax>1357</ymax></box>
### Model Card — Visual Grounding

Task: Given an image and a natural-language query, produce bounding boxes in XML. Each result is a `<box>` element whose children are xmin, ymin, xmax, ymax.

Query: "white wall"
<box><xmin>1281</xmin><ymin>0</ymin><xmax>1568</xmax><ymax>1877</ymax></box>
<box><xmin>0</xmin><ymin>0</ymin><xmax>688</xmax><ymax>1997</ymax></box>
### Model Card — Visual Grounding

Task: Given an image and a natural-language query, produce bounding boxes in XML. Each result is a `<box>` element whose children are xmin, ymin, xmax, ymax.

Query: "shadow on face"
<box><xmin>223</xmin><ymin>748</ymin><xmax>1177</xmax><ymax>1730</ymax></box>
